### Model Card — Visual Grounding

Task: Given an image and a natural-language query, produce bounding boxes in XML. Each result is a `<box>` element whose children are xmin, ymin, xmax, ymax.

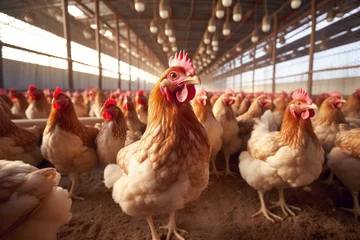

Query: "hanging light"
<box><xmin>236</xmin><ymin>43</ymin><xmax>242</xmax><ymax>52</ymax></box>
<box><xmin>251</xmin><ymin>29</ymin><xmax>258</xmax><ymax>43</ymax></box>
<box><xmin>290</xmin><ymin>0</ymin><xmax>301</xmax><ymax>9</ymax></box>
<box><xmin>199</xmin><ymin>45</ymin><xmax>205</xmax><ymax>54</ymax></box>
<box><xmin>223</xmin><ymin>21</ymin><xmax>230</xmax><ymax>36</ymax></box>
<box><xmin>211</xmin><ymin>33</ymin><xmax>218</xmax><ymax>46</ymax></box>
<box><xmin>262</xmin><ymin>15</ymin><xmax>271</xmax><ymax>32</ymax></box>
<box><xmin>208</xmin><ymin>18</ymin><xmax>216</xmax><ymax>33</ymax></box>
<box><xmin>206</xmin><ymin>45</ymin><xmax>212</xmax><ymax>55</ymax></box>
<box><xmin>141</xmin><ymin>57</ymin><xmax>146</xmax><ymax>62</ymax></box>
<box><xmin>157</xmin><ymin>34</ymin><xmax>164</xmax><ymax>44</ymax></box>
<box><xmin>172</xmin><ymin>44</ymin><xmax>178</xmax><ymax>52</ymax></box>
<box><xmin>99</xmin><ymin>27</ymin><xmax>106</xmax><ymax>35</ymax></box>
<box><xmin>279</xmin><ymin>34</ymin><xmax>285</xmax><ymax>45</ymax></box>
<box><xmin>135</xmin><ymin>0</ymin><xmax>145</xmax><ymax>12</ymax></box>
<box><xmin>163</xmin><ymin>43</ymin><xmax>169</xmax><ymax>52</ymax></box>
<box><xmin>150</xmin><ymin>19</ymin><xmax>158</xmax><ymax>33</ymax></box>
<box><xmin>215</xmin><ymin>1</ymin><xmax>225</xmax><ymax>19</ymax></box>
<box><xmin>169</xmin><ymin>34</ymin><xmax>176</xmax><ymax>43</ymax></box>
<box><xmin>326</xmin><ymin>8</ymin><xmax>335</xmax><ymax>22</ymax></box>
<box><xmin>335</xmin><ymin>4</ymin><xmax>345</xmax><ymax>18</ymax></box>
<box><xmin>164</xmin><ymin>20</ymin><xmax>173</xmax><ymax>36</ymax></box>
<box><xmin>213</xmin><ymin>45</ymin><xmax>219</xmax><ymax>51</ymax></box>
<box><xmin>24</xmin><ymin>12</ymin><xmax>36</xmax><ymax>23</ymax></box>
<box><xmin>210</xmin><ymin>54</ymin><xmax>215</xmax><ymax>59</ymax></box>
<box><xmin>226</xmin><ymin>53</ymin><xmax>231</xmax><ymax>58</ymax></box>
<box><xmin>204</xmin><ymin>31</ymin><xmax>211</xmax><ymax>44</ymax></box>
<box><xmin>233</xmin><ymin>0</ymin><xmax>242</xmax><ymax>22</ymax></box>
<box><xmin>159</xmin><ymin>0</ymin><xmax>169</xmax><ymax>19</ymax></box>
<box><xmin>207</xmin><ymin>58</ymin><xmax>211</xmax><ymax>64</ymax></box>
<box><xmin>82</xmin><ymin>26</ymin><xmax>93</xmax><ymax>40</ymax></box>
<box><xmin>222</xmin><ymin>0</ymin><xmax>232</xmax><ymax>7</ymax></box>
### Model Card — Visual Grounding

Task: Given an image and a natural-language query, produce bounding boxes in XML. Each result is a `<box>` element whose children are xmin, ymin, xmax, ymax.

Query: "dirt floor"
<box><xmin>56</xmin><ymin>156</ymin><xmax>360</xmax><ymax>240</ymax></box>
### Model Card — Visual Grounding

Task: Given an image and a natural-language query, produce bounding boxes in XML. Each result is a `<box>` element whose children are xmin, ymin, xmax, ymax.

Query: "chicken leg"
<box><xmin>160</xmin><ymin>211</ymin><xmax>188</xmax><ymax>240</ymax></box>
<box><xmin>146</xmin><ymin>216</ymin><xmax>161</xmax><ymax>240</ymax></box>
<box><xmin>341</xmin><ymin>191</ymin><xmax>360</xmax><ymax>218</ymax></box>
<box><xmin>269</xmin><ymin>188</ymin><xmax>301</xmax><ymax>217</ymax></box>
<box><xmin>69</xmin><ymin>173</ymin><xmax>84</xmax><ymax>201</ymax></box>
<box><xmin>220</xmin><ymin>155</ymin><xmax>237</xmax><ymax>178</ymax></box>
<box><xmin>252</xmin><ymin>190</ymin><xmax>283</xmax><ymax>223</ymax></box>
<box><xmin>210</xmin><ymin>154</ymin><xmax>221</xmax><ymax>178</ymax></box>
<box><xmin>325</xmin><ymin>171</ymin><xmax>335</xmax><ymax>185</ymax></box>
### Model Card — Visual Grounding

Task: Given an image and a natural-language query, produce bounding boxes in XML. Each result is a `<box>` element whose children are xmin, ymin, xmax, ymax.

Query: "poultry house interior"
<box><xmin>0</xmin><ymin>0</ymin><xmax>360</xmax><ymax>239</ymax></box>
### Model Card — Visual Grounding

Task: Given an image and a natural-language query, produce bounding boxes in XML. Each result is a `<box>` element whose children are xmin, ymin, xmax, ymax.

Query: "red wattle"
<box><xmin>102</xmin><ymin>111</ymin><xmax>113</xmax><ymax>120</ymax></box>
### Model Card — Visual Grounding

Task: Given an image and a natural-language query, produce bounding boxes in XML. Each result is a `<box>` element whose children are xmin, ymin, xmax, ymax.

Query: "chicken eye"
<box><xmin>170</xmin><ymin>72</ymin><xmax>178</xmax><ymax>79</ymax></box>
<box><xmin>296</xmin><ymin>101</ymin><xmax>302</xmax><ymax>106</ymax></box>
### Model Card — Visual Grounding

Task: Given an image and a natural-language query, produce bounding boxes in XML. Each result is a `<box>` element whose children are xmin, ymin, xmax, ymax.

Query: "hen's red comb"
<box><xmin>356</xmin><ymin>88</ymin><xmax>360</xmax><ymax>93</ymax></box>
<box><xmin>9</xmin><ymin>88</ymin><xmax>15</xmax><ymax>93</ymax></box>
<box><xmin>137</xmin><ymin>89</ymin><xmax>144</xmax><ymax>96</ymax></box>
<box><xmin>225</xmin><ymin>88</ymin><xmax>235</xmax><ymax>96</ymax></box>
<box><xmin>292</xmin><ymin>88</ymin><xmax>312</xmax><ymax>104</ymax></box>
<box><xmin>168</xmin><ymin>50</ymin><xmax>195</xmax><ymax>76</ymax></box>
<box><xmin>53</xmin><ymin>86</ymin><xmax>63</xmax><ymax>99</ymax></box>
<box><xmin>104</xmin><ymin>98</ymin><xmax>117</xmax><ymax>108</ymax></box>
<box><xmin>28</xmin><ymin>84</ymin><xmax>36</xmax><ymax>91</ymax></box>
<box><xmin>330</xmin><ymin>91</ymin><xmax>343</xmax><ymax>99</ymax></box>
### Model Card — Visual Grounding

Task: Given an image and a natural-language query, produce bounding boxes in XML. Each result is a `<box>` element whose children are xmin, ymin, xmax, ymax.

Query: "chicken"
<box><xmin>327</xmin><ymin>124</ymin><xmax>360</xmax><ymax>218</ymax></box>
<box><xmin>0</xmin><ymin>104</ymin><xmax>43</xmax><ymax>166</ymax></box>
<box><xmin>236</xmin><ymin>93</ymin><xmax>253</xmax><ymax>116</ymax></box>
<box><xmin>72</xmin><ymin>90</ymin><xmax>89</xmax><ymax>118</ymax></box>
<box><xmin>41</xmin><ymin>87</ymin><xmax>99</xmax><ymax>200</ymax></box>
<box><xmin>342</xmin><ymin>88</ymin><xmax>360</xmax><ymax>122</ymax></box>
<box><xmin>135</xmin><ymin>89</ymin><xmax>148</xmax><ymax>125</ymax></box>
<box><xmin>0</xmin><ymin>160</ymin><xmax>72</xmax><ymax>240</ymax></box>
<box><xmin>213</xmin><ymin>89</ymin><xmax>241</xmax><ymax>177</ymax></box>
<box><xmin>315</xmin><ymin>92</ymin><xmax>330</xmax><ymax>108</ymax></box>
<box><xmin>312</xmin><ymin>91</ymin><xmax>347</xmax><ymax>184</ymax></box>
<box><xmin>0</xmin><ymin>96</ymin><xmax>13</xmax><ymax>119</ymax></box>
<box><xmin>25</xmin><ymin>85</ymin><xmax>50</xmax><ymax>119</ymax></box>
<box><xmin>231</xmin><ymin>93</ymin><xmax>243</xmax><ymax>115</ymax></box>
<box><xmin>272</xmin><ymin>94</ymin><xmax>288</xmax><ymax>130</ymax></box>
<box><xmin>9</xmin><ymin>88</ymin><xmax>29</xmax><ymax>119</ymax></box>
<box><xmin>236</xmin><ymin>94</ymin><xmax>272</xmax><ymax>151</ymax></box>
<box><xmin>96</xmin><ymin>98</ymin><xmax>127</xmax><ymax>166</ymax></box>
<box><xmin>104</xmin><ymin>50</ymin><xmax>210</xmax><ymax>240</ymax></box>
<box><xmin>89</xmin><ymin>88</ymin><xmax>106</xmax><ymax>117</ymax></box>
<box><xmin>239</xmin><ymin>88</ymin><xmax>324</xmax><ymax>222</ymax></box>
<box><xmin>210</xmin><ymin>93</ymin><xmax>220</xmax><ymax>107</ymax></box>
<box><xmin>193</xmin><ymin>87</ymin><xmax>223</xmax><ymax>177</ymax></box>
<box><xmin>0</xmin><ymin>92</ymin><xmax>13</xmax><ymax>110</ymax></box>
<box><xmin>43</xmin><ymin>88</ymin><xmax>52</xmax><ymax>105</ymax></box>
<box><xmin>123</xmin><ymin>93</ymin><xmax>146</xmax><ymax>133</ymax></box>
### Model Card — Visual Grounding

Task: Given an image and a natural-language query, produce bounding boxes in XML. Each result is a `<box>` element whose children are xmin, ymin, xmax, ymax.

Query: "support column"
<box><xmin>271</xmin><ymin>14</ymin><xmax>278</xmax><ymax>95</ymax></box>
<box><xmin>252</xmin><ymin>45</ymin><xmax>256</xmax><ymax>94</ymax></box>
<box><xmin>308</xmin><ymin>0</ymin><xmax>316</xmax><ymax>96</ymax></box>
<box><xmin>136</xmin><ymin>36</ymin><xmax>140</xmax><ymax>90</ymax></box>
<box><xmin>231</xmin><ymin>59</ymin><xmax>235</xmax><ymax>90</ymax></box>
<box><xmin>95</xmin><ymin>0</ymin><xmax>102</xmax><ymax>89</ymax></box>
<box><xmin>115</xmin><ymin>14</ymin><xmax>121</xmax><ymax>89</ymax></box>
<box><xmin>240</xmin><ymin>53</ymin><xmax>242</xmax><ymax>91</ymax></box>
<box><xmin>61</xmin><ymin>0</ymin><xmax>73</xmax><ymax>90</ymax></box>
<box><xmin>128</xmin><ymin>27</ymin><xmax>131</xmax><ymax>91</ymax></box>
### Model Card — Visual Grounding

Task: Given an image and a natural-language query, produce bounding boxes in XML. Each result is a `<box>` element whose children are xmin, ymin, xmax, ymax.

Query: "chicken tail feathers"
<box><xmin>103</xmin><ymin>164</ymin><xmax>123</xmax><ymax>189</ymax></box>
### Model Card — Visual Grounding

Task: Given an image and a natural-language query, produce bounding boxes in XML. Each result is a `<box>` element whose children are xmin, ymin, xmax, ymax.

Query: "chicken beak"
<box><xmin>307</xmin><ymin>103</ymin><xmax>318</xmax><ymax>110</ymax></box>
<box><xmin>201</xmin><ymin>95</ymin><xmax>207</xmax><ymax>100</ymax></box>
<box><xmin>181</xmin><ymin>75</ymin><xmax>201</xmax><ymax>85</ymax></box>
<box><xmin>230</xmin><ymin>96</ymin><xmax>237</xmax><ymax>100</ymax></box>
<box><xmin>338</xmin><ymin>99</ymin><xmax>346</xmax><ymax>103</ymax></box>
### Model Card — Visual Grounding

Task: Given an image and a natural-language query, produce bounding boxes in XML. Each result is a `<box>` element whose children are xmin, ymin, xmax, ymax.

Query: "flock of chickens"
<box><xmin>0</xmin><ymin>50</ymin><xmax>360</xmax><ymax>240</ymax></box>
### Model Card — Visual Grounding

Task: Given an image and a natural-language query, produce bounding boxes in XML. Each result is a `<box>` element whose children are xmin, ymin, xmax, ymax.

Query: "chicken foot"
<box><xmin>269</xmin><ymin>189</ymin><xmax>301</xmax><ymax>217</ymax></box>
<box><xmin>69</xmin><ymin>173</ymin><xmax>84</xmax><ymax>201</ymax></box>
<box><xmin>324</xmin><ymin>171</ymin><xmax>335</xmax><ymax>185</ymax></box>
<box><xmin>209</xmin><ymin>154</ymin><xmax>221</xmax><ymax>178</ymax></box>
<box><xmin>146</xmin><ymin>216</ymin><xmax>161</xmax><ymax>240</ymax></box>
<box><xmin>252</xmin><ymin>190</ymin><xmax>283</xmax><ymax>223</ymax></box>
<box><xmin>160</xmin><ymin>211</ymin><xmax>188</xmax><ymax>240</ymax></box>
<box><xmin>220</xmin><ymin>155</ymin><xmax>237</xmax><ymax>178</ymax></box>
<box><xmin>341</xmin><ymin>191</ymin><xmax>360</xmax><ymax>218</ymax></box>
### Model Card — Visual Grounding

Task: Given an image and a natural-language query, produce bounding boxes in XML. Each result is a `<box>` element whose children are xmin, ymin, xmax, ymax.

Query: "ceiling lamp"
<box><xmin>150</xmin><ymin>19</ymin><xmax>158</xmax><ymax>33</ymax></box>
<box><xmin>251</xmin><ymin>30</ymin><xmax>258</xmax><ymax>43</ymax></box>
<box><xmin>164</xmin><ymin>20</ymin><xmax>173</xmax><ymax>36</ymax></box>
<box><xmin>169</xmin><ymin>34</ymin><xmax>176</xmax><ymax>43</ymax></box>
<box><xmin>157</xmin><ymin>34</ymin><xmax>164</xmax><ymax>44</ymax></box>
<box><xmin>279</xmin><ymin>34</ymin><xmax>285</xmax><ymax>45</ymax></box>
<box><xmin>262</xmin><ymin>0</ymin><xmax>270</xmax><ymax>32</ymax></box>
<box><xmin>326</xmin><ymin>8</ymin><xmax>335</xmax><ymax>22</ymax></box>
<box><xmin>226</xmin><ymin>53</ymin><xmax>231</xmax><ymax>58</ymax></box>
<box><xmin>99</xmin><ymin>28</ymin><xmax>106</xmax><ymax>35</ymax></box>
<box><xmin>159</xmin><ymin>0</ymin><xmax>169</xmax><ymax>19</ymax></box>
<box><xmin>233</xmin><ymin>0</ymin><xmax>242</xmax><ymax>22</ymax></box>
<box><xmin>204</xmin><ymin>31</ymin><xmax>211</xmax><ymax>44</ymax></box>
<box><xmin>236</xmin><ymin>43</ymin><xmax>242</xmax><ymax>52</ymax></box>
<box><xmin>222</xmin><ymin>0</ymin><xmax>232</xmax><ymax>7</ymax></box>
<box><xmin>207</xmin><ymin>58</ymin><xmax>211</xmax><ymax>64</ymax></box>
<box><xmin>203</xmin><ymin>63</ymin><xmax>208</xmax><ymax>67</ymax></box>
<box><xmin>82</xmin><ymin>27</ymin><xmax>93</xmax><ymax>40</ymax></box>
<box><xmin>215</xmin><ymin>1</ymin><xmax>225</xmax><ymax>19</ymax></box>
<box><xmin>290</xmin><ymin>0</ymin><xmax>301</xmax><ymax>9</ymax></box>
<box><xmin>163</xmin><ymin>43</ymin><xmax>169</xmax><ymax>52</ymax></box>
<box><xmin>135</xmin><ymin>0</ymin><xmax>145</xmax><ymax>12</ymax></box>
<box><xmin>210</xmin><ymin>54</ymin><xmax>215</xmax><ymax>59</ymax></box>
<box><xmin>211</xmin><ymin>33</ymin><xmax>218</xmax><ymax>46</ymax></box>
<box><xmin>172</xmin><ymin>44</ymin><xmax>178</xmax><ymax>52</ymax></box>
<box><xmin>208</xmin><ymin>18</ymin><xmax>216</xmax><ymax>33</ymax></box>
<box><xmin>206</xmin><ymin>45</ymin><xmax>212</xmax><ymax>55</ymax></box>
<box><xmin>213</xmin><ymin>46</ymin><xmax>219</xmax><ymax>51</ymax></box>
<box><xmin>223</xmin><ymin>21</ymin><xmax>230</xmax><ymax>36</ymax></box>
<box><xmin>141</xmin><ymin>57</ymin><xmax>146</xmax><ymax>62</ymax></box>
<box><xmin>24</xmin><ymin>12</ymin><xmax>36</xmax><ymax>23</ymax></box>
<box><xmin>335</xmin><ymin>3</ymin><xmax>345</xmax><ymax>18</ymax></box>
